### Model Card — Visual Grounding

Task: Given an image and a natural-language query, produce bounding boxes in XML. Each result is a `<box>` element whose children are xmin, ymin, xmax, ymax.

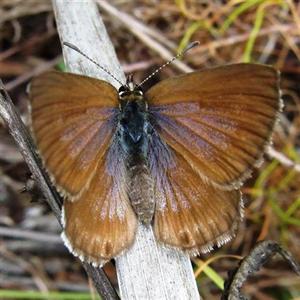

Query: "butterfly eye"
<box><xmin>135</xmin><ymin>89</ymin><xmax>143</xmax><ymax>96</ymax></box>
<box><xmin>118</xmin><ymin>86</ymin><xmax>127</xmax><ymax>93</ymax></box>
<box><xmin>118</xmin><ymin>85</ymin><xmax>130</xmax><ymax>97</ymax></box>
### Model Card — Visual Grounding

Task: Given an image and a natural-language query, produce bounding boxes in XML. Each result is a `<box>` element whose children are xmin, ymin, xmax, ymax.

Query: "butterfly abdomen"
<box><xmin>126</xmin><ymin>153</ymin><xmax>154</xmax><ymax>224</ymax></box>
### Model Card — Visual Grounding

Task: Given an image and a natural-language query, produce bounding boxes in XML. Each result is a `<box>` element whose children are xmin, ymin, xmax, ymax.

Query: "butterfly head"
<box><xmin>118</xmin><ymin>74</ymin><xmax>144</xmax><ymax>103</ymax></box>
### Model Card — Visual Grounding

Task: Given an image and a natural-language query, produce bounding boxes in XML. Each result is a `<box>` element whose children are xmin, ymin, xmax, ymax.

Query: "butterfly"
<box><xmin>29</xmin><ymin>55</ymin><xmax>281</xmax><ymax>266</ymax></box>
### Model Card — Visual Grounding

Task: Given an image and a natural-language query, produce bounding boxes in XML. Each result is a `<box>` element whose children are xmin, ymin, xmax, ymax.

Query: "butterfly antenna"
<box><xmin>63</xmin><ymin>42</ymin><xmax>124</xmax><ymax>86</ymax></box>
<box><xmin>137</xmin><ymin>41</ymin><xmax>200</xmax><ymax>88</ymax></box>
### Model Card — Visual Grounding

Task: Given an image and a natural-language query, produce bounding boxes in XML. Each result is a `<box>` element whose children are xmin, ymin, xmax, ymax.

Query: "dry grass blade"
<box><xmin>96</xmin><ymin>0</ymin><xmax>193</xmax><ymax>73</ymax></box>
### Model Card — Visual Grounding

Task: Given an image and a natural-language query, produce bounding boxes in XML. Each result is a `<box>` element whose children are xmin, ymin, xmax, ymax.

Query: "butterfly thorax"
<box><xmin>118</xmin><ymin>85</ymin><xmax>154</xmax><ymax>224</ymax></box>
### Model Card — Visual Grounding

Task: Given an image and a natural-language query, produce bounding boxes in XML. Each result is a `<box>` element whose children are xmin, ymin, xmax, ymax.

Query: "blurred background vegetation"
<box><xmin>0</xmin><ymin>0</ymin><xmax>300</xmax><ymax>299</ymax></box>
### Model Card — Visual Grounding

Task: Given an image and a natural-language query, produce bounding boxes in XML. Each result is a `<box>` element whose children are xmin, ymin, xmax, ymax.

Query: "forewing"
<box><xmin>149</xmin><ymin>131</ymin><xmax>241</xmax><ymax>253</ymax></box>
<box><xmin>29</xmin><ymin>71</ymin><xmax>119</xmax><ymax>198</ymax></box>
<box><xmin>62</xmin><ymin>139</ymin><xmax>137</xmax><ymax>265</ymax></box>
<box><xmin>146</xmin><ymin>64</ymin><xmax>281</xmax><ymax>188</ymax></box>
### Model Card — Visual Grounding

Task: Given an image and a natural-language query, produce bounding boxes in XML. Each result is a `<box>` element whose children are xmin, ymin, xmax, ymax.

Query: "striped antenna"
<box><xmin>63</xmin><ymin>42</ymin><xmax>124</xmax><ymax>86</ymax></box>
<box><xmin>137</xmin><ymin>41</ymin><xmax>200</xmax><ymax>88</ymax></box>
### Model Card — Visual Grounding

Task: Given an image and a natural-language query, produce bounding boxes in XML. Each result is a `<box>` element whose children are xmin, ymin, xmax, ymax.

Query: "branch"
<box><xmin>222</xmin><ymin>240</ymin><xmax>300</xmax><ymax>300</ymax></box>
<box><xmin>96</xmin><ymin>0</ymin><xmax>193</xmax><ymax>73</ymax></box>
<box><xmin>0</xmin><ymin>82</ymin><xmax>61</xmax><ymax>219</ymax></box>
<box><xmin>267</xmin><ymin>146</ymin><xmax>300</xmax><ymax>172</ymax></box>
<box><xmin>53</xmin><ymin>0</ymin><xmax>199</xmax><ymax>299</ymax></box>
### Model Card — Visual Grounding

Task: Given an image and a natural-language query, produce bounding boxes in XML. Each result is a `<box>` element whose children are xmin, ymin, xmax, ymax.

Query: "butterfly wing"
<box><xmin>147</xmin><ymin>64</ymin><xmax>281</xmax><ymax>189</ymax></box>
<box><xmin>147</xmin><ymin>63</ymin><xmax>281</xmax><ymax>252</ymax></box>
<box><xmin>148</xmin><ymin>131</ymin><xmax>241</xmax><ymax>253</ymax></box>
<box><xmin>30</xmin><ymin>72</ymin><xmax>137</xmax><ymax>264</ymax></box>
<box><xmin>62</xmin><ymin>139</ymin><xmax>137</xmax><ymax>265</ymax></box>
<box><xmin>30</xmin><ymin>71</ymin><xmax>118</xmax><ymax>199</ymax></box>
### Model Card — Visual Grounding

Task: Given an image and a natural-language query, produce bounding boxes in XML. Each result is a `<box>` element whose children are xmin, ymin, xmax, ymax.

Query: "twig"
<box><xmin>122</xmin><ymin>59</ymin><xmax>156</xmax><ymax>74</ymax></box>
<box><xmin>0</xmin><ymin>226</ymin><xmax>61</xmax><ymax>244</ymax></box>
<box><xmin>222</xmin><ymin>240</ymin><xmax>300</xmax><ymax>300</ymax></box>
<box><xmin>1</xmin><ymin>275</ymin><xmax>90</xmax><ymax>292</ymax></box>
<box><xmin>0</xmin><ymin>31</ymin><xmax>56</xmax><ymax>61</ymax></box>
<box><xmin>196</xmin><ymin>23</ymin><xmax>297</xmax><ymax>56</ymax></box>
<box><xmin>4</xmin><ymin>240</ymin><xmax>66</xmax><ymax>254</ymax></box>
<box><xmin>0</xmin><ymin>247</ymin><xmax>49</xmax><ymax>292</ymax></box>
<box><xmin>0</xmin><ymin>0</ymin><xmax>52</xmax><ymax>24</ymax></box>
<box><xmin>52</xmin><ymin>0</ymin><xmax>199</xmax><ymax>299</ymax></box>
<box><xmin>96</xmin><ymin>0</ymin><xmax>193</xmax><ymax>73</ymax></box>
<box><xmin>0</xmin><ymin>81</ymin><xmax>61</xmax><ymax>219</ymax></box>
<box><xmin>97</xmin><ymin>1</ymin><xmax>176</xmax><ymax>50</ymax></box>
<box><xmin>5</xmin><ymin>55</ymin><xmax>62</xmax><ymax>91</ymax></box>
<box><xmin>267</xmin><ymin>146</ymin><xmax>300</xmax><ymax>172</ymax></box>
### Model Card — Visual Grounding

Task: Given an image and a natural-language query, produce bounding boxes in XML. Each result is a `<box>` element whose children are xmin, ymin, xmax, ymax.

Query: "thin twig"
<box><xmin>222</xmin><ymin>240</ymin><xmax>300</xmax><ymax>300</ymax></box>
<box><xmin>0</xmin><ymin>226</ymin><xmax>61</xmax><ymax>244</ymax></box>
<box><xmin>52</xmin><ymin>0</ymin><xmax>199</xmax><ymax>299</ymax></box>
<box><xmin>267</xmin><ymin>146</ymin><xmax>300</xmax><ymax>172</ymax></box>
<box><xmin>0</xmin><ymin>81</ymin><xmax>61</xmax><ymax>219</ymax></box>
<box><xmin>96</xmin><ymin>0</ymin><xmax>193</xmax><ymax>73</ymax></box>
<box><xmin>5</xmin><ymin>55</ymin><xmax>62</xmax><ymax>91</ymax></box>
<box><xmin>97</xmin><ymin>0</ymin><xmax>176</xmax><ymax>50</ymax></box>
<box><xmin>197</xmin><ymin>23</ymin><xmax>297</xmax><ymax>56</ymax></box>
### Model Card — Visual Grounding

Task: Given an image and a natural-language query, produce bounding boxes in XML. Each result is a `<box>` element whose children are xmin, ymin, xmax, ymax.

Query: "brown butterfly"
<box><xmin>29</xmin><ymin>44</ymin><xmax>282</xmax><ymax>266</ymax></box>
